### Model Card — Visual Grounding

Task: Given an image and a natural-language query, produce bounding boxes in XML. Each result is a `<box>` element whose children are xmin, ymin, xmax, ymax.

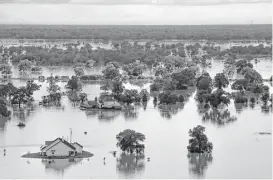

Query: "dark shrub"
<box><xmin>178</xmin><ymin>95</ymin><xmax>185</xmax><ymax>102</ymax></box>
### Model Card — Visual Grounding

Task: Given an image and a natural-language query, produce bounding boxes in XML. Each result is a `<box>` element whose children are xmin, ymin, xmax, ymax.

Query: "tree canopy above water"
<box><xmin>116</xmin><ymin>129</ymin><xmax>145</xmax><ymax>154</ymax></box>
<box><xmin>187</xmin><ymin>125</ymin><xmax>213</xmax><ymax>154</ymax></box>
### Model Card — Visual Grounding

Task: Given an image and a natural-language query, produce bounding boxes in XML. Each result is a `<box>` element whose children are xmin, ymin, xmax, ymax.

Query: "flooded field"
<box><xmin>0</xmin><ymin>58</ymin><xmax>272</xmax><ymax>179</ymax></box>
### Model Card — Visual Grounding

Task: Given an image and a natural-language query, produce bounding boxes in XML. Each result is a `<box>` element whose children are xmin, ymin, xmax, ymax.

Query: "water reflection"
<box><xmin>123</xmin><ymin>110</ymin><xmax>139</xmax><ymax>120</ymax></box>
<box><xmin>85</xmin><ymin>108</ymin><xmax>141</xmax><ymax>121</ymax></box>
<box><xmin>187</xmin><ymin>153</ymin><xmax>213</xmax><ymax>178</ymax></box>
<box><xmin>261</xmin><ymin>104</ymin><xmax>272</xmax><ymax>114</ymax></box>
<box><xmin>42</xmin><ymin>158</ymin><xmax>82</xmax><ymax>175</ymax></box>
<box><xmin>12</xmin><ymin>104</ymin><xmax>38</xmax><ymax>122</ymax></box>
<box><xmin>234</xmin><ymin>103</ymin><xmax>248</xmax><ymax>113</ymax></box>
<box><xmin>116</xmin><ymin>153</ymin><xmax>145</xmax><ymax>178</ymax></box>
<box><xmin>98</xmin><ymin>110</ymin><xmax>121</xmax><ymax>121</ymax></box>
<box><xmin>85</xmin><ymin>110</ymin><xmax>121</xmax><ymax>122</ymax></box>
<box><xmin>0</xmin><ymin>117</ymin><xmax>10</xmax><ymax>130</ymax></box>
<box><xmin>202</xmin><ymin>108</ymin><xmax>237</xmax><ymax>127</ymax></box>
<box><xmin>158</xmin><ymin>103</ymin><xmax>185</xmax><ymax>119</ymax></box>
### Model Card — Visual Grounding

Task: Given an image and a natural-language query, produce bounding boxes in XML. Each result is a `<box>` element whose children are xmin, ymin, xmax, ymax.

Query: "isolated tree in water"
<box><xmin>116</xmin><ymin>129</ymin><xmax>145</xmax><ymax>154</ymax></box>
<box><xmin>187</xmin><ymin>125</ymin><xmax>213</xmax><ymax>153</ymax></box>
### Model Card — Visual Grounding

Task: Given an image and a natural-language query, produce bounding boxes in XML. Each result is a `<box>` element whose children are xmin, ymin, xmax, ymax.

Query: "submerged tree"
<box><xmin>213</xmin><ymin>73</ymin><xmax>229</xmax><ymax>89</ymax></box>
<box><xmin>140</xmin><ymin>89</ymin><xmax>150</xmax><ymax>102</ymax></box>
<box><xmin>102</xmin><ymin>62</ymin><xmax>120</xmax><ymax>80</ymax></box>
<box><xmin>196</xmin><ymin>72</ymin><xmax>212</xmax><ymax>90</ymax></box>
<box><xmin>122</xmin><ymin>60</ymin><xmax>147</xmax><ymax>77</ymax></box>
<box><xmin>111</xmin><ymin>80</ymin><xmax>124</xmax><ymax>99</ymax></box>
<box><xmin>116</xmin><ymin>129</ymin><xmax>145</xmax><ymax>154</ymax></box>
<box><xmin>235</xmin><ymin>59</ymin><xmax>253</xmax><ymax>74</ymax></box>
<box><xmin>0</xmin><ymin>99</ymin><xmax>11</xmax><ymax>118</ymax></box>
<box><xmin>26</xmin><ymin>80</ymin><xmax>41</xmax><ymax>95</ymax></box>
<box><xmin>66</xmin><ymin>76</ymin><xmax>82</xmax><ymax>92</ymax></box>
<box><xmin>243</xmin><ymin>68</ymin><xmax>263</xmax><ymax>85</ymax></box>
<box><xmin>187</xmin><ymin>125</ymin><xmax>213</xmax><ymax>153</ymax></box>
<box><xmin>202</xmin><ymin>109</ymin><xmax>237</xmax><ymax>127</ymax></box>
<box><xmin>0</xmin><ymin>82</ymin><xmax>17</xmax><ymax>100</ymax></box>
<box><xmin>0</xmin><ymin>64</ymin><xmax>12</xmax><ymax>77</ymax></box>
<box><xmin>18</xmin><ymin>59</ymin><xmax>33</xmax><ymax>73</ymax></box>
<box><xmin>74</xmin><ymin>67</ymin><xmax>85</xmax><ymax>77</ymax></box>
<box><xmin>208</xmin><ymin>89</ymin><xmax>230</xmax><ymax>108</ymax></box>
<box><xmin>45</xmin><ymin>74</ymin><xmax>62</xmax><ymax>103</ymax></box>
<box><xmin>85</xmin><ymin>59</ymin><xmax>96</xmax><ymax>69</ymax></box>
<box><xmin>11</xmin><ymin>80</ymin><xmax>41</xmax><ymax>108</ymax></box>
<box><xmin>119</xmin><ymin>89</ymin><xmax>141</xmax><ymax>105</ymax></box>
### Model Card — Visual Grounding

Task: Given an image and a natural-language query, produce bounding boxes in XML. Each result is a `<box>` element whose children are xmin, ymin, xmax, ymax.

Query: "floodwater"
<box><xmin>0</xmin><ymin>59</ymin><xmax>272</xmax><ymax>179</ymax></box>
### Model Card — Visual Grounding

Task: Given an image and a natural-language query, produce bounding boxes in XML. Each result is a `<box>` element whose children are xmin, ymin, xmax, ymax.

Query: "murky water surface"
<box><xmin>0</xmin><ymin>55</ymin><xmax>272</xmax><ymax>178</ymax></box>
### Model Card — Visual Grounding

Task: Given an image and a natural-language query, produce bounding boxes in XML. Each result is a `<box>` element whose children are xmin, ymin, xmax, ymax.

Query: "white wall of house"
<box><xmin>72</xmin><ymin>143</ymin><xmax>83</xmax><ymax>154</ymax></box>
<box><xmin>45</xmin><ymin>141</ymin><xmax>75</xmax><ymax>157</ymax></box>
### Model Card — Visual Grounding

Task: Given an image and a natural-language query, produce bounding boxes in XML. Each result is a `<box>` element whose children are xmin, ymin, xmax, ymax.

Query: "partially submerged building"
<box><xmin>40</xmin><ymin>138</ymin><xmax>83</xmax><ymax>157</ymax></box>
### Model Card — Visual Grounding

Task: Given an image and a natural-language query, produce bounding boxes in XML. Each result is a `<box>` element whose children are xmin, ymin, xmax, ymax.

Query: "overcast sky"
<box><xmin>0</xmin><ymin>0</ymin><xmax>271</xmax><ymax>25</ymax></box>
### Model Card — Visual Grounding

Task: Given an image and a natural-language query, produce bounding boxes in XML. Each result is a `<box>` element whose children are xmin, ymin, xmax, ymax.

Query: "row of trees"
<box><xmin>0</xmin><ymin>24</ymin><xmax>271</xmax><ymax>40</ymax></box>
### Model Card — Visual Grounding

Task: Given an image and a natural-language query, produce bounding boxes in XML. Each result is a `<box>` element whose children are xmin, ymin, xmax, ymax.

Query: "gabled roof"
<box><xmin>72</xmin><ymin>142</ymin><xmax>83</xmax><ymax>148</ymax></box>
<box><xmin>100</xmin><ymin>95</ymin><xmax>115</xmax><ymax>102</ymax></box>
<box><xmin>42</xmin><ymin>138</ymin><xmax>76</xmax><ymax>151</ymax></box>
<box><xmin>45</xmin><ymin>141</ymin><xmax>53</xmax><ymax>146</ymax></box>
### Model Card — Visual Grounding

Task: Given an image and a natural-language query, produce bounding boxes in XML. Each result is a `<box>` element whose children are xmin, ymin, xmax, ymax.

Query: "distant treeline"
<box><xmin>0</xmin><ymin>25</ymin><xmax>271</xmax><ymax>41</ymax></box>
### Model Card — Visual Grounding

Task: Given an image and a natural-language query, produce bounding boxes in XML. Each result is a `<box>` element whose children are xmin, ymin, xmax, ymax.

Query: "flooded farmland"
<box><xmin>0</xmin><ymin>56</ymin><xmax>272</xmax><ymax>179</ymax></box>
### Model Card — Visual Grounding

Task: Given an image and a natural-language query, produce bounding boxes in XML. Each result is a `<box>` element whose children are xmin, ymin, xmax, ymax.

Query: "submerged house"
<box><xmin>40</xmin><ymin>138</ymin><xmax>83</xmax><ymax>157</ymax></box>
<box><xmin>99</xmin><ymin>94</ymin><xmax>122</xmax><ymax>109</ymax></box>
<box><xmin>81</xmin><ymin>94</ymin><xmax>122</xmax><ymax>110</ymax></box>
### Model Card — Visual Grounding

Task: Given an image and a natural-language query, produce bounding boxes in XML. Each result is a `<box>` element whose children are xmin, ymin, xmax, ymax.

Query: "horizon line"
<box><xmin>0</xmin><ymin>24</ymin><xmax>271</xmax><ymax>26</ymax></box>
<box><xmin>0</xmin><ymin>0</ymin><xmax>271</xmax><ymax>6</ymax></box>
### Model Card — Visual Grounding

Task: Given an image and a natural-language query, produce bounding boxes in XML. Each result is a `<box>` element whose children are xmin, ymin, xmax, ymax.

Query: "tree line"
<box><xmin>0</xmin><ymin>25</ymin><xmax>271</xmax><ymax>41</ymax></box>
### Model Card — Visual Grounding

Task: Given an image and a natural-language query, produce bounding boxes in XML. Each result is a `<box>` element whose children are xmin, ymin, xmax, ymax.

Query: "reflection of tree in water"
<box><xmin>196</xmin><ymin>103</ymin><xmax>210</xmax><ymax>115</ymax></box>
<box><xmin>85</xmin><ymin>110</ymin><xmax>121</xmax><ymax>122</ymax></box>
<box><xmin>142</xmin><ymin>101</ymin><xmax>147</xmax><ymax>110</ymax></box>
<box><xmin>85</xmin><ymin>110</ymin><xmax>98</xmax><ymax>118</ymax></box>
<box><xmin>187</xmin><ymin>153</ymin><xmax>213</xmax><ymax>178</ymax></box>
<box><xmin>158</xmin><ymin>103</ymin><xmax>184</xmax><ymax>119</ymax></box>
<box><xmin>12</xmin><ymin>104</ymin><xmax>38</xmax><ymax>121</ymax></box>
<box><xmin>261</xmin><ymin>104</ymin><xmax>272</xmax><ymax>114</ymax></box>
<box><xmin>202</xmin><ymin>108</ymin><xmax>237</xmax><ymax>127</ymax></box>
<box><xmin>116</xmin><ymin>153</ymin><xmax>145</xmax><ymax>178</ymax></box>
<box><xmin>98</xmin><ymin>110</ymin><xmax>121</xmax><ymax>121</ymax></box>
<box><xmin>42</xmin><ymin>158</ymin><xmax>82</xmax><ymax>176</ymax></box>
<box><xmin>234</xmin><ymin>102</ymin><xmax>248</xmax><ymax>114</ymax></box>
<box><xmin>123</xmin><ymin>110</ymin><xmax>139</xmax><ymax>120</ymax></box>
<box><xmin>157</xmin><ymin>88</ymin><xmax>195</xmax><ymax>119</ymax></box>
<box><xmin>0</xmin><ymin>116</ymin><xmax>10</xmax><ymax>130</ymax></box>
<box><xmin>42</xmin><ymin>101</ymin><xmax>64</xmax><ymax>109</ymax></box>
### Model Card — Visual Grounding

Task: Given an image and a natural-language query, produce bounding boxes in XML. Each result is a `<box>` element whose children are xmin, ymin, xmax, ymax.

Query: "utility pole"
<box><xmin>69</xmin><ymin>128</ymin><xmax>72</xmax><ymax>143</ymax></box>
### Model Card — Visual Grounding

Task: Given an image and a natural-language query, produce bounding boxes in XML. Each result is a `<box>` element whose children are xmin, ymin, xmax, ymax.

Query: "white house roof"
<box><xmin>41</xmin><ymin>138</ymin><xmax>76</xmax><ymax>151</ymax></box>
